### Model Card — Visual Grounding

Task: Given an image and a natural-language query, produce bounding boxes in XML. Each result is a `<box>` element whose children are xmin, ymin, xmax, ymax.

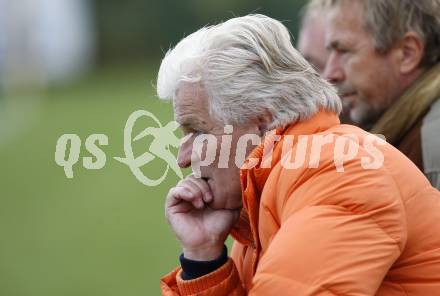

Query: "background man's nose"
<box><xmin>177</xmin><ymin>140</ymin><xmax>192</xmax><ymax>168</ymax></box>
<box><xmin>323</xmin><ymin>53</ymin><xmax>345</xmax><ymax>84</ymax></box>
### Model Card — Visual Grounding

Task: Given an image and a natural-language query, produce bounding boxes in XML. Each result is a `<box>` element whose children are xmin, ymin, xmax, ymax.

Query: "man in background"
<box><xmin>297</xmin><ymin>0</ymin><xmax>327</xmax><ymax>74</ymax></box>
<box><xmin>297</xmin><ymin>0</ymin><xmax>353</xmax><ymax>123</ymax></box>
<box><xmin>322</xmin><ymin>0</ymin><xmax>440</xmax><ymax>188</ymax></box>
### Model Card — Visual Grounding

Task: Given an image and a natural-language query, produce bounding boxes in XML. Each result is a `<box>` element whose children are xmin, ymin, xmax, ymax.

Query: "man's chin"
<box><xmin>350</xmin><ymin>110</ymin><xmax>377</xmax><ymax>131</ymax></box>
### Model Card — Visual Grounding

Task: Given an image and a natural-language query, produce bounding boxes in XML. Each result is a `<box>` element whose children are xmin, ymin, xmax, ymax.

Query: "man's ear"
<box><xmin>396</xmin><ymin>32</ymin><xmax>425</xmax><ymax>74</ymax></box>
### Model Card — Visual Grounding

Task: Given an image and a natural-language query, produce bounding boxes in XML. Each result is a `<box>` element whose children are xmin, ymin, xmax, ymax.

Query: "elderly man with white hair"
<box><xmin>158</xmin><ymin>14</ymin><xmax>440</xmax><ymax>295</ymax></box>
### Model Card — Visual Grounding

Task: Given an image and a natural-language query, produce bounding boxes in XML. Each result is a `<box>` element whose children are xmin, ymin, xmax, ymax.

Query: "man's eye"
<box><xmin>181</xmin><ymin>126</ymin><xmax>193</xmax><ymax>134</ymax></box>
<box><xmin>182</xmin><ymin>127</ymin><xmax>201</xmax><ymax>136</ymax></box>
<box><xmin>336</xmin><ymin>47</ymin><xmax>350</xmax><ymax>54</ymax></box>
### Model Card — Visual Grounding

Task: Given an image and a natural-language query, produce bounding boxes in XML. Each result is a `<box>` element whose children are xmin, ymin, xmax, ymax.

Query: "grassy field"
<box><xmin>0</xmin><ymin>62</ymin><xmax>192</xmax><ymax>295</ymax></box>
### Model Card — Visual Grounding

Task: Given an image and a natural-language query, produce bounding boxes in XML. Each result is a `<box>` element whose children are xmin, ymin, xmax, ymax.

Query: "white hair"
<box><xmin>157</xmin><ymin>14</ymin><xmax>341</xmax><ymax>129</ymax></box>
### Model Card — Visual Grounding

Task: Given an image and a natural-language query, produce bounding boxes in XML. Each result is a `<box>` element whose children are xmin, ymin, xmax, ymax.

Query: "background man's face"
<box><xmin>174</xmin><ymin>83</ymin><xmax>259</xmax><ymax>210</ymax></box>
<box><xmin>323</xmin><ymin>1</ymin><xmax>401</xmax><ymax>129</ymax></box>
<box><xmin>298</xmin><ymin>16</ymin><xmax>328</xmax><ymax>74</ymax></box>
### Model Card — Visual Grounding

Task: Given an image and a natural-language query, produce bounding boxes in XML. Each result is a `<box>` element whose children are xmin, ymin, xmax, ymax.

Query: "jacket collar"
<box><xmin>371</xmin><ymin>63</ymin><xmax>440</xmax><ymax>144</ymax></box>
<box><xmin>231</xmin><ymin>111</ymin><xmax>340</xmax><ymax>247</ymax></box>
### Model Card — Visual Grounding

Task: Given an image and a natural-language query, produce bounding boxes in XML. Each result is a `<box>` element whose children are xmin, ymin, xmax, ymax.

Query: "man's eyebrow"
<box><xmin>178</xmin><ymin>117</ymin><xmax>204</xmax><ymax>130</ymax></box>
<box><xmin>179</xmin><ymin>122</ymin><xmax>195</xmax><ymax>131</ymax></box>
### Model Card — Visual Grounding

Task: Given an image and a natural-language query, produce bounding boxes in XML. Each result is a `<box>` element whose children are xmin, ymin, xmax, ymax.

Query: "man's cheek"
<box><xmin>191</xmin><ymin>135</ymin><xmax>218</xmax><ymax>177</ymax></box>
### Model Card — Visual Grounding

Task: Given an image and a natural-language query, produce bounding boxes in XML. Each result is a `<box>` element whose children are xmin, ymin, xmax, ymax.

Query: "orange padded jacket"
<box><xmin>161</xmin><ymin>111</ymin><xmax>440</xmax><ymax>295</ymax></box>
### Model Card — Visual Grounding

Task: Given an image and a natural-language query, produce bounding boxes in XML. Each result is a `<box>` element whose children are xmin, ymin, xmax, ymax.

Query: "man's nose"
<box><xmin>323</xmin><ymin>53</ymin><xmax>345</xmax><ymax>84</ymax></box>
<box><xmin>177</xmin><ymin>138</ymin><xmax>192</xmax><ymax>168</ymax></box>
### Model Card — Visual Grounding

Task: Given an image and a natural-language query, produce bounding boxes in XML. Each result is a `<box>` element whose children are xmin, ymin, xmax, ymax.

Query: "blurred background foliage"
<box><xmin>0</xmin><ymin>0</ymin><xmax>306</xmax><ymax>295</ymax></box>
<box><xmin>93</xmin><ymin>0</ymin><xmax>306</xmax><ymax>62</ymax></box>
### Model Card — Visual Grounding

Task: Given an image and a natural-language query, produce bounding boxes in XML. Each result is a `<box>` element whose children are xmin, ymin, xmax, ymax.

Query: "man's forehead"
<box><xmin>299</xmin><ymin>19</ymin><xmax>326</xmax><ymax>49</ymax></box>
<box><xmin>325</xmin><ymin>2</ymin><xmax>367</xmax><ymax>45</ymax></box>
<box><xmin>328</xmin><ymin>1</ymin><xmax>365</xmax><ymax>30</ymax></box>
<box><xmin>176</xmin><ymin>82</ymin><xmax>204</xmax><ymax>99</ymax></box>
<box><xmin>174</xmin><ymin>83</ymin><xmax>208</xmax><ymax>123</ymax></box>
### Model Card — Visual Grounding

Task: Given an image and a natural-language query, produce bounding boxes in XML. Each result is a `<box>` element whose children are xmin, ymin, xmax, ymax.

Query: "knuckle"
<box><xmin>166</xmin><ymin>188</ymin><xmax>176</xmax><ymax>199</ymax></box>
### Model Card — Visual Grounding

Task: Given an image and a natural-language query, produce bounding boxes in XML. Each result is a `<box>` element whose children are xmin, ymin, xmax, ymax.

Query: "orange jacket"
<box><xmin>161</xmin><ymin>111</ymin><xmax>440</xmax><ymax>295</ymax></box>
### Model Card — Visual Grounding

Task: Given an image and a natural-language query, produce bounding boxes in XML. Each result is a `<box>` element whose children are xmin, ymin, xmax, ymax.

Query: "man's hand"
<box><xmin>165</xmin><ymin>175</ymin><xmax>240</xmax><ymax>261</ymax></box>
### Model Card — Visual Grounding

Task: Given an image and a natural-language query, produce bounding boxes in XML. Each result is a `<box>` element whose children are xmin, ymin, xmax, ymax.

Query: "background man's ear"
<box><xmin>397</xmin><ymin>32</ymin><xmax>425</xmax><ymax>74</ymax></box>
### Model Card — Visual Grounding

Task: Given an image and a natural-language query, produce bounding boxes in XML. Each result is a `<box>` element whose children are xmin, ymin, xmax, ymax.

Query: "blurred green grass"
<box><xmin>0</xmin><ymin>62</ymin><xmax>188</xmax><ymax>295</ymax></box>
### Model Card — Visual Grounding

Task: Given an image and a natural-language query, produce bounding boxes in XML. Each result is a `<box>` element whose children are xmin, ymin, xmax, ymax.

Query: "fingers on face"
<box><xmin>185</xmin><ymin>176</ymin><xmax>213</xmax><ymax>203</ymax></box>
<box><xmin>166</xmin><ymin>186</ymin><xmax>188</xmax><ymax>203</ymax></box>
<box><xmin>164</xmin><ymin>188</ymin><xmax>194</xmax><ymax>218</ymax></box>
<box><xmin>166</xmin><ymin>177</ymin><xmax>208</xmax><ymax>210</ymax></box>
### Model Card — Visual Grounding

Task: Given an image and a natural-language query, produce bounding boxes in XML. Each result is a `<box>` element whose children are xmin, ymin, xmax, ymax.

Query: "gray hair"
<box><xmin>300</xmin><ymin>0</ymin><xmax>327</xmax><ymax>26</ymax></box>
<box><xmin>324</xmin><ymin>0</ymin><xmax>440</xmax><ymax>68</ymax></box>
<box><xmin>157</xmin><ymin>14</ymin><xmax>341</xmax><ymax>129</ymax></box>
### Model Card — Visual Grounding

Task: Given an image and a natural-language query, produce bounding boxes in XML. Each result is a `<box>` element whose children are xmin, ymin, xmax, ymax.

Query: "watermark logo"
<box><xmin>55</xmin><ymin>133</ymin><xmax>108</xmax><ymax>178</ymax></box>
<box><xmin>114</xmin><ymin>110</ymin><xmax>184</xmax><ymax>186</ymax></box>
<box><xmin>55</xmin><ymin>109</ymin><xmax>387</xmax><ymax>187</ymax></box>
<box><xmin>54</xmin><ymin>109</ymin><xmax>186</xmax><ymax>186</ymax></box>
